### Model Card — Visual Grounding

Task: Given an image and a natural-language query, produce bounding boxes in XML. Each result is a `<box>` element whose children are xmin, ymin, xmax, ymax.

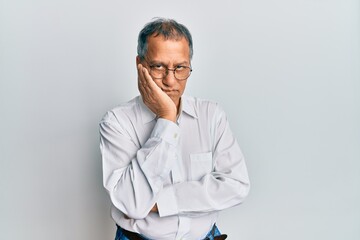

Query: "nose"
<box><xmin>162</xmin><ymin>69</ymin><xmax>177</xmax><ymax>86</ymax></box>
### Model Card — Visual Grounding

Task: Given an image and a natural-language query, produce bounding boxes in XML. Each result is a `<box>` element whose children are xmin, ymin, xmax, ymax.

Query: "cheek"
<box><xmin>153</xmin><ymin>79</ymin><xmax>163</xmax><ymax>88</ymax></box>
<box><xmin>179</xmin><ymin>81</ymin><xmax>187</xmax><ymax>92</ymax></box>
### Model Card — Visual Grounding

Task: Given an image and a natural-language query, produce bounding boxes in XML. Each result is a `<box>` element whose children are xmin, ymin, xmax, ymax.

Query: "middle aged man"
<box><xmin>100</xmin><ymin>18</ymin><xmax>250</xmax><ymax>240</ymax></box>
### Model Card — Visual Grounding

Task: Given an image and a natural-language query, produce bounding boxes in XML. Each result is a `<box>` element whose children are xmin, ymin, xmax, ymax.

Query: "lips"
<box><xmin>162</xmin><ymin>89</ymin><xmax>177</xmax><ymax>93</ymax></box>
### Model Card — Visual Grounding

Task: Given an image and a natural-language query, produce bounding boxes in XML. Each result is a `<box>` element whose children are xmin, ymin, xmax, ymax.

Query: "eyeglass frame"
<box><xmin>143</xmin><ymin>59</ymin><xmax>192</xmax><ymax>81</ymax></box>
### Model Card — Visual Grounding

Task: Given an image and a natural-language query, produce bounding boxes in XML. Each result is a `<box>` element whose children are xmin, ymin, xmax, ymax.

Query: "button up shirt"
<box><xmin>99</xmin><ymin>95</ymin><xmax>250</xmax><ymax>240</ymax></box>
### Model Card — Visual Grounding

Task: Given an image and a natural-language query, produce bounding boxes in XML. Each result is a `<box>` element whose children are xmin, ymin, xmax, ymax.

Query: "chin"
<box><xmin>170</xmin><ymin>96</ymin><xmax>180</xmax><ymax>105</ymax></box>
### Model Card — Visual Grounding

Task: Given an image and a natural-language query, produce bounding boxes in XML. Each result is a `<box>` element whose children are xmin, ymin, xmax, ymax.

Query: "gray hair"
<box><xmin>137</xmin><ymin>18</ymin><xmax>193</xmax><ymax>60</ymax></box>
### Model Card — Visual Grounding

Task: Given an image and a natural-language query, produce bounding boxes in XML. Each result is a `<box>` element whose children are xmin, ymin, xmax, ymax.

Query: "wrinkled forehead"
<box><xmin>145</xmin><ymin>35</ymin><xmax>190</xmax><ymax>63</ymax></box>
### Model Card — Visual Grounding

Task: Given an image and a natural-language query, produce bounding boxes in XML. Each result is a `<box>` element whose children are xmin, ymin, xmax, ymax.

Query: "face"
<box><xmin>137</xmin><ymin>35</ymin><xmax>191</xmax><ymax>108</ymax></box>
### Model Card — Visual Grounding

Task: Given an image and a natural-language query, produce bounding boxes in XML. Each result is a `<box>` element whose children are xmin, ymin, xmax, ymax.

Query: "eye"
<box><xmin>175</xmin><ymin>65</ymin><xmax>186</xmax><ymax>71</ymax></box>
<box><xmin>151</xmin><ymin>64</ymin><xmax>164</xmax><ymax>70</ymax></box>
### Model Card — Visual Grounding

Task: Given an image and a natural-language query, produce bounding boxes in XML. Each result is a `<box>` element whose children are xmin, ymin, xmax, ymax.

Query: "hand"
<box><xmin>137</xmin><ymin>64</ymin><xmax>177</xmax><ymax>122</ymax></box>
<box><xmin>150</xmin><ymin>203</ymin><xmax>158</xmax><ymax>213</ymax></box>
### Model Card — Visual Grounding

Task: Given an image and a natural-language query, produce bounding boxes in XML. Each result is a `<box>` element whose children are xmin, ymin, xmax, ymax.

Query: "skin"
<box><xmin>136</xmin><ymin>35</ymin><xmax>191</xmax><ymax>123</ymax></box>
<box><xmin>135</xmin><ymin>35</ymin><xmax>191</xmax><ymax>213</ymax></box>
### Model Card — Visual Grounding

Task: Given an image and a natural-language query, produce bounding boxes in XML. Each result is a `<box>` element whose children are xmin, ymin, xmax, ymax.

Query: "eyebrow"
<box><xmin>148</xmin><ymin>60</ymin><xmax>190</xmax><ymax>66</ymax></box>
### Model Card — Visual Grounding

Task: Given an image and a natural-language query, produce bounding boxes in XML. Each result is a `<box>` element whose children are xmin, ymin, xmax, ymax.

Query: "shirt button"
<box><xmin>174</xmin><ymin>133</ymin><xmax>178</xmax><ymax>138</ymax></box>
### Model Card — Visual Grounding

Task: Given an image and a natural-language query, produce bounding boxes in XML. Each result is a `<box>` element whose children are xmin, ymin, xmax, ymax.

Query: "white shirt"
<box><xmin>99</xmin><ymin>95</ymin><xmax>250</xmax><ymax>240</ymax></box>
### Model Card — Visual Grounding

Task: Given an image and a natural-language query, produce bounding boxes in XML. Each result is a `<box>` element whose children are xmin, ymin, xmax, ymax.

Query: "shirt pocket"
<box><xmin>190</xmin><ymin>152</ymin><xmax>213</xmax><ymax>181</ymax></box>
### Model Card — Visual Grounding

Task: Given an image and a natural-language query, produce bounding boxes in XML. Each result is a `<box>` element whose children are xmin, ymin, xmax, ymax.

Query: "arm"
<box><xmin>100</xmin><ymin>116</ymin><xmax>179</xmax><ymax>219</ymax></box>
<box><xmin>100</xmin><ymin>64</ymin><xmax>177</xmax><ymax>219</ymax></box>
<box><xmin>156</xmin><ymin>106</ymin><xmax>250</xmax><ymax>217</ymax></box>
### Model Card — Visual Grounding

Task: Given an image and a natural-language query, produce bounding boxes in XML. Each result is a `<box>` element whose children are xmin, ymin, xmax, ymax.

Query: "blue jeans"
<box><xmin>115</xmin><ymin>224</ymin><xmax>222</xmax><ymax>240</ymax></box>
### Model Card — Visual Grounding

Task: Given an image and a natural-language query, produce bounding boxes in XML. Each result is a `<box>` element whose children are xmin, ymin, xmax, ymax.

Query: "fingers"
<box><xmin>137</xmin><ymin>64</ymin><xmax>157</xmax><ymax>103</ymax></box>
<box><xmin>137</xmin><ymin>64</ymin><xmax>149</xmax><ymax>86</ymax></box>
<box><xmin>150</xmin><ymin>203</ymin><xmax>158</xmax><ymax>213</ymax></box>
<box><xmin>137</xmin><ymin>64</ymin><xmax>145</xmax><ymax>88</ymax></box>
<box><xmin>136</xmin><ymin>63</ymin><xmax>176</xmax><ymax>120</ymax></box>
<box><xmin>137</xmin><ymin>64</ymin><xmax>149</xmax><ymax>98</ymax></box>
<box><xmin>138</xmin><ymin>64</ymin><xmax>158</xmax><ymax>91</ymax></box>
<box><xmin>138</xmin><ymin>64</ymin><xmax>163</xmax><ymax>98</ymax></box>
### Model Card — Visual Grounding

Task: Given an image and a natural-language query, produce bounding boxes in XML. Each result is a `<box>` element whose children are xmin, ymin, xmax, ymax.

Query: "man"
<box><xmin>100</xmin><ymin>18</ymin><xmax>250</xmax><ymax>240</ymax></box>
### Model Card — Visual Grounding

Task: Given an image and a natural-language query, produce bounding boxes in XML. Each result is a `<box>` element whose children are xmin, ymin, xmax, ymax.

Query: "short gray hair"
<box><xmin>137</xmin><ymin>18</ymin><xmax>193</xmax><ymax>60</ymax></box>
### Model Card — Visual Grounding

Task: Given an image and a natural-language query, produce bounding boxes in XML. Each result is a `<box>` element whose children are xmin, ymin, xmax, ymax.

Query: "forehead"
<box><xmin>146</xmin><ymin>35</ymin><xmax>190</xmax><ymax>62</ymax></box>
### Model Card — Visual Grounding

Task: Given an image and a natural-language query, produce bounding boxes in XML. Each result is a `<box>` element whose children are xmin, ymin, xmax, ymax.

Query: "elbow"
<box><xmin>242</xmin><ymin>181</ymin><xmax>250</xmax><ymax>199</ymax></box>
<box><xmin>122</xmin><ymin>208</ymin><xmax>150</xmax><ymax>220</ymax></box>
<box><xmin>110</xmin><ymin>192</ymin><xmax>151</xmax><ymax>220</ymax></box>
<box><xmin>237</xmin><ymin>180</ymin><xmax>250</xmax><ymax>203</ymax></box>
<box><xmin>230</xmin><ymin>178</ymin><xmax>250</xmax><ymax>206</ymax></box>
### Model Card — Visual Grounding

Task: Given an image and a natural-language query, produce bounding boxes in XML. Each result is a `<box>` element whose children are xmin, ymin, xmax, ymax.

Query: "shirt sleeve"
<box><xmin>100</xmin><ymin>113</ymin><xmax>180</xmax><ymax>220</ymax></box>
<box><xmin>156</xmin><ymin>106</ymin><xmax>250</xmax><ymax>217</ymax></box>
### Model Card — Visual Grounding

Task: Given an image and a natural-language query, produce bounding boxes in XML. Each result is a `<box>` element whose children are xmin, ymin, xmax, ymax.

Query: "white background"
<box><xmin>0</xmin><ymin>0</ymin><xmax>359</xmax><ymax>239</ymax></box>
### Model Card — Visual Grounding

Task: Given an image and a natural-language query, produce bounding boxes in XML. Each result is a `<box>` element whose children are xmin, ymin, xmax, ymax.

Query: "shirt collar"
<box><xmin>138</xmin><ymin>95</ymin><xmax>198</xmax><ymax>124</ymax></box>
<box><xmin>181</xmin><ymin>95</ymin><xmax>198</xmax><ymax>119</ymax></box>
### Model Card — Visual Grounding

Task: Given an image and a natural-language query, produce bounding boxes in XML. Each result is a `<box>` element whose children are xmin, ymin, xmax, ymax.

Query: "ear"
<box><xmin>136</xmin><ymin>56</ymin><xmax>141</xmax><ymax>65</ymax></box>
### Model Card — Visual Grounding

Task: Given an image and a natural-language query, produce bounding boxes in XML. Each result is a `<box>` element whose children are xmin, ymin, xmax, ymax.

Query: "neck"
<box><xmin>176</xmin><ymin>97</ymin><xmax>182</xmax><ymax>116</ymax></box>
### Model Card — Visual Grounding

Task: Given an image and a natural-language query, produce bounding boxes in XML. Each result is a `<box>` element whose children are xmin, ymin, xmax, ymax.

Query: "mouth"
<box><xmin>162</xmin><ymin>89</ymin><xmax>177</xmax><ymax>94</ymax></box>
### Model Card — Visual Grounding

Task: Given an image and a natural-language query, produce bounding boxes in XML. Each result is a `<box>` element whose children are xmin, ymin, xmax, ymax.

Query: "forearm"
<box><xmin>157</xmin><ymin>156</ymin><xmax>250</xmax><ymax>217</ymax></box>
<box><xmin>157</xmin><ymin>107</ymin><xmax>250</xmax><ymax>217</ymax></box>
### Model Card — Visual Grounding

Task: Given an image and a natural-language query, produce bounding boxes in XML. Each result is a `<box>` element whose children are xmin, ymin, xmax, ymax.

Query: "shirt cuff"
<box><xmin>151</xmin><ymin>118</ymin><xmax>180</xmax><ymax>146</ymax></box>
<box><xmin>157</xmin><ymin>185</ymin><xmax>178</xmax><ymax>217</ymax></box>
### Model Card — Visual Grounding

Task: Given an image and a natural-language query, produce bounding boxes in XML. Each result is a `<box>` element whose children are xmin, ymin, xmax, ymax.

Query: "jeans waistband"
<box><xmin>115</xmin><ymin>224</ymin><xmax>227</xmax><ymax>240</ymax></box>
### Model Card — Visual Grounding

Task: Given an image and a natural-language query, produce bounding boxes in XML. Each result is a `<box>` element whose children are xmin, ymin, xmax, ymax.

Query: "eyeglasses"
<box><xmin>144</xmin><ymin>60</ymin><xmax>192</xmax><ymax>81</ymax></box>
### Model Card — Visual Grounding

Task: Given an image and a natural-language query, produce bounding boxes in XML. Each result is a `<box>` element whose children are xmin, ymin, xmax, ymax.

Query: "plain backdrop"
<box><xmin>0</xmin><ymin>0</ymin><xmax>359</xmax><ymax>239</ymax></box>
